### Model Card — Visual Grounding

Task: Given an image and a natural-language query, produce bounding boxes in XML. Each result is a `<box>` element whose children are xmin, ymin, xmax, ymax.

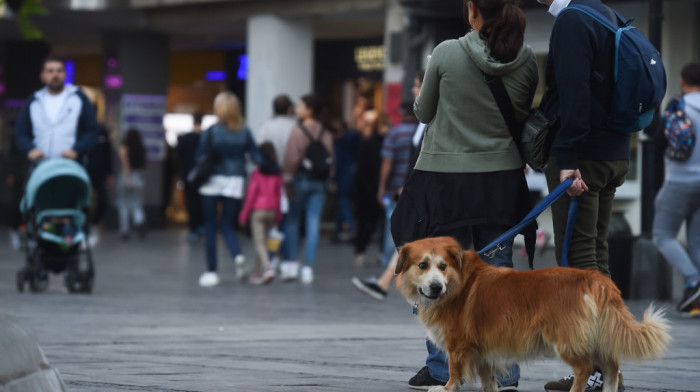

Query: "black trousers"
<box><xmin>353</xmin><ymin>201</ymin><xmax>383</xmax><ymax>254</ymax></box>
<box><xmin>184</xmin><ymin>182</ymin><xmax>203</xmax><ymax>232</ymax></box>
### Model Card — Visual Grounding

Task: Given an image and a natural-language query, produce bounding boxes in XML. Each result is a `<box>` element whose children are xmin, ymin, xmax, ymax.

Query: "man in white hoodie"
<box><xmin>15</xmin><ymin>57</ymin><xmax>98</xmax><ymax>163</ymax></box>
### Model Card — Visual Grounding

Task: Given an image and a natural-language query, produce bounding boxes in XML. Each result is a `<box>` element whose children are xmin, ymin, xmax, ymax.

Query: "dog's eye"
<box><xmin>418</xmin><ymin>262</ymin><xmax>428</xmax><ymax>270</ymax></box>
<box><xmin>439</xmin><ymin>264</ymin><xmax>447</xmax><ymax>271</ymax></box>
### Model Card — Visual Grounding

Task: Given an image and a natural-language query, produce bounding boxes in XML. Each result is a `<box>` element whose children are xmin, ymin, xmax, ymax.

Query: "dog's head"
<box><xmin>395</xmin><ymin>237</ymin><xmax>466</xmax><ymax>306</ymax></box>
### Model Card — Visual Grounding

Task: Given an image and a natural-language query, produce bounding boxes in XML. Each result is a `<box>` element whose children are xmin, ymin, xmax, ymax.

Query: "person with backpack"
<box><xmin>537</xmin><ymin>0</ymin><xmax>665</xmax><ymax>390</ymax></box>
<box><xmin>653</xmin><ymin>62</ymin><xmax>700</xmax><ymax>318</ymax></box>
<box><xmin>280</xmin><ymin>94</ymin><xmax>334</xmax><ymax>284</ymax></box>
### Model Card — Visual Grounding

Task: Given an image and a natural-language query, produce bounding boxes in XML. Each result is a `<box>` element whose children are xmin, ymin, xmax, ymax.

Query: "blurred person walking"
<box><xmin>653</xmin><ymin>62</ymin><xmax>700</xmax><ymax>317</ymax></box>
<box><xmin>391</xmin><ymin>0</ymin><xmax>538</xmax><ymax>389</ymax></box>
<box><xmin>176</xmin><ymin>112</ymin><xmax>205</xmax><ymax>242</ymax></box>
<box><xmin>332</xmin><ymin>122</ymin><xmax>360</xmax><ymax>243</ymax></box>
<box><xmin>377</xmin><ymin>102</ymin><xmax>416</xmax><ymax>266</ymax></box>
<box><xmin>257</xmin><ymin>95</ymin><xmax>296</xmax><ymax>167</ymax></box>
<box><xmin>239</xmin><ymin>142</ymin><xmax>283</xmax><ymax>285</ymax></box>
<box><xmin>15</xmin><ymin>56</ymin><xmax>98</xmax><ymax>163</ymax></box>
<box><xmin>117</xmin><ymin>129</ymin><xmax>147</xmax><ymax>241</ymax></box>
<box><xmin>280</xmin><ymin>94</ymin><xmax>335</xmax><ymax>284</ymax></box>
<box><xmin>197</xmin><ymin>92</ymin><xmax>272</xmax><ymax>288</ymax></box>
<box><xmin>353</xmin><ymin>72</ymin><xmax>426</xmax><ymax>300</ymax></box>
<box><xmin>84</xmin><ymin>88</ymin><xmax>114</xmax><ymax>247</ymax></box>
<box><xmin>351</xmin><ymin>110</ymin><xmax>384</xmax><ymax>267</ymax></box>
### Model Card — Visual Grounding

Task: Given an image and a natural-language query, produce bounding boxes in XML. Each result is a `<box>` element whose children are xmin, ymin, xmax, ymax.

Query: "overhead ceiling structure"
<box><xmin>0</xmin><ymin>0</ymin><xmax>387</xmax><ymax>56</ymax></box>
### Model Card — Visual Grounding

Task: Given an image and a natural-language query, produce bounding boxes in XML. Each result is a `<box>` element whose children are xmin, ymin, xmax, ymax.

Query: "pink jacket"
<box><xmin>239</xmin><ymin>170</ymin><xmax>283</xmax><ymax>224</ymax></box>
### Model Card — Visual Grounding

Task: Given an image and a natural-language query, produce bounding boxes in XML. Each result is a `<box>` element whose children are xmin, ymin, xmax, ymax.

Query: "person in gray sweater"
<box><xmin>390</xmin><ymin>0</ymin><xmax>538</xmax><ymax>390</ymax></box>
<box><xmin>653</xmin><ymin>62</ymin><xmax>700</xmax><ymax>317</ymax></box>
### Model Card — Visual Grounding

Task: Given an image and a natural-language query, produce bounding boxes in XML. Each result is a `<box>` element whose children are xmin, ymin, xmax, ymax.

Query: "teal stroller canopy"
<box><xmin>21</xmin><ymin>158</ymin><xmax>92</xmax><ymax>214</ymax></box>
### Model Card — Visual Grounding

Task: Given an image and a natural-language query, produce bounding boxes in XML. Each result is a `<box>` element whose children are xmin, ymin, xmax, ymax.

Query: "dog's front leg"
<box><xmin>428</xmin><ymin>352</ymin><xmax>464</xmax><ymax>392</ymax></box>
<box><xmin>476</xmin><ymin>363</ymin><xmax>498</xmax><ymax>392</ymax></box>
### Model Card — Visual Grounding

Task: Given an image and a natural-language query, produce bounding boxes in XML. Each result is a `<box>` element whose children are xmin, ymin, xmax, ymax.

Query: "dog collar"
<box><xmin>412</xmin><ymin>303</ymin><xmax>419</xmax><ymax>315</ymax></box>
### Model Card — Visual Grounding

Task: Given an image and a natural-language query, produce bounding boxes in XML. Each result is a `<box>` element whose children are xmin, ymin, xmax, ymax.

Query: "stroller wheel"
<box><xmin>16</xmin><ymin>270</ymin><xmax>25</xmax><ymax>293</ymax></box>
<box><xmin>29</xmin><ymin>271</ymin><xmax>49</xmax><ymax>293</ymax></box>
<box><xmin>82</xmin><ymin>274</ymin><xmax>94</xmax><ymax>294</ymax></box>
<box><xmin>65</xmin><ymin>272</ymin><xmax>80</xmax><ymax>293</ymax></box>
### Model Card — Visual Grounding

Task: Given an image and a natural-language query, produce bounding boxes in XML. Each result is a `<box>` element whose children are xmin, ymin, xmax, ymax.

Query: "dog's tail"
<box><xmin>597</xmin><ymin>296</ymin><xmax>671</xmax><ymax>361</ymax></box>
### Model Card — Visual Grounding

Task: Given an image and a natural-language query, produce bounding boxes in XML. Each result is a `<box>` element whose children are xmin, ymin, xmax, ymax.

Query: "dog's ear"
<box><xmin>448</xmin><ymin>243</ymin><xmax>463</xmax><ymax>270</ymax></box>
<box><xmin>395</xmin><ymin>244</ymin><xmax>411</xmax><ymax>275</ymax></box>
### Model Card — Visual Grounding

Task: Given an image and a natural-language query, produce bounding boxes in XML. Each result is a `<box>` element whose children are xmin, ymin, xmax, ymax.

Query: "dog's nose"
<box><xmin>429</xmin><ymin>282</ymin><xmax>443</xmax><ymax>296</ymax></box>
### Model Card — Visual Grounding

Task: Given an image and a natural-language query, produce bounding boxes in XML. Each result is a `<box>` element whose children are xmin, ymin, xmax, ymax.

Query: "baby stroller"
<box><xmin>16</xmin><ymin>158</ymin><xmax>95</xmax><ymax>293</ymax></box>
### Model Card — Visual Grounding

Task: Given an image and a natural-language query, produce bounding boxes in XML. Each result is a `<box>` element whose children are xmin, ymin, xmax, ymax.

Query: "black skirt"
<box><xmin>391</xmin><ymin>169</ymin><xmax>531</xmax><ymax>247</ymax></box>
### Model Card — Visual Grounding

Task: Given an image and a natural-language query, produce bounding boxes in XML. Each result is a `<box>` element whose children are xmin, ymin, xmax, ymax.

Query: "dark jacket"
<box><xmin>543</xmin><ymin>0</ymin><xmax>631</xmax><ymax>170</ymax></box>
<box><xmin>176</xmin><ymin>131</ymin><xmax>201</xmax><ymax>182</ymax></box>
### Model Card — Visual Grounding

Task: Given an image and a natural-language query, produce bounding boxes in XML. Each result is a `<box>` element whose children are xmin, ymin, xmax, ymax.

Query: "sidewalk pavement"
<box><xmin>0</xmin><ymin>229</ymin><xmax>697</xmax><ymax>392</ymax></box>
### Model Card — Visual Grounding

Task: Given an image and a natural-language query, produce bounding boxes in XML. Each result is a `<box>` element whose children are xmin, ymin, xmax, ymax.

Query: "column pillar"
<box><xmin>246</xmin><ymin>15</ymin><xmax>313</xmax><ymax>134</ymax></box>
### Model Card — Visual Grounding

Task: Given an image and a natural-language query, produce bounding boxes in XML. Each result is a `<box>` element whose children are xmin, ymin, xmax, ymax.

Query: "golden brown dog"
<box><xmin>395</xmin><ymin>237</ymin><xmax>671</xmax><ymax>392</ymax></box>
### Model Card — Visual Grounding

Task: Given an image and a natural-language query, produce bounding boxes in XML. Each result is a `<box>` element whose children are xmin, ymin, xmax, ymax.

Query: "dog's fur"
<box><xmin>396</xmin><ymin>237</ymin><xmax>671</xmax><ymax>392</ymax></box>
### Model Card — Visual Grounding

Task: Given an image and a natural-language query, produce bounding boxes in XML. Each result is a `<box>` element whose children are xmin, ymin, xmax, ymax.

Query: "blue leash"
<box><xmin>477</xmin><ymin>178</ymin><xmax>579</xmax><ymax>267</ymax></box>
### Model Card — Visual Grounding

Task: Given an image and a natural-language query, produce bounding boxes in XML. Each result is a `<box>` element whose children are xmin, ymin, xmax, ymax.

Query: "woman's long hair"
<box><xmin>214</xmin><ymin>91</ymin><xmax>245</xmax><ymax>131</ymax></box>
<box><xmin>123</xmin><ymin>129</ymin><xmax>146</xmax><ymax>170</ymax></box>
<box><xmin>300</xmin><ymin>93</ymin><xmax>341</xmax><ymax>137</ymax></box>
<box><xmin>464</xmin><ymin>0</ymin><xmax>526</xmax><ymax>63</ymax></box>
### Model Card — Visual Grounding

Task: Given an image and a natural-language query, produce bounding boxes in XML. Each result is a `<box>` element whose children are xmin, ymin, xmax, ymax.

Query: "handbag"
<box><xmin>187</xmin><ymin>129</ymin><xmax>219</xmax><ymax>189</ymax></box>
<box><xmin>483</xmin><ymin>72</ymin><xmax>557</xmax><ymax>172</ymax></box>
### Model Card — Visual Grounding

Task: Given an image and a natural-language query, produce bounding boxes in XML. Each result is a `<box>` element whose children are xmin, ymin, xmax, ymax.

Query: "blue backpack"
<box><xmin>663</xmin><ymin>97</ymin><xmax>695</xmax><ymax>161</ymax></box>
<box><xmin>562</xmin><ymin>5</ymin><xmax>667</xmax><ymax>133</ymax></box>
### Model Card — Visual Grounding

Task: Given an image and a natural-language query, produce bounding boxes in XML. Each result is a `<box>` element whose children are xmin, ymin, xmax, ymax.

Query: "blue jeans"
<box><xmin>335</xmin><ymin>194</ymin><xmax>356</xmax><ymax>236</ymax></box>
<box><xmin>426</xmin><ymin>224</ymin><xmax>518</xmax><ymax>386</ymax></box>
<box><xmin>284</xmin><ymin>175</ymin><xmax>326</xmax><ymax>266</ymax></box>
<box><xmin>382</xmin><ymin>199</ymin><xmax>397</xmax><ymax>266</ymax></box>
<box><xmin>202</xmin><ymin>195</ymin><xmax>242</xmax><ymax>272</ymax></box>
<box><xmin>653</xmin><ymin>181</ymin><xmax>700</xmax><ymax>286</ymax></box>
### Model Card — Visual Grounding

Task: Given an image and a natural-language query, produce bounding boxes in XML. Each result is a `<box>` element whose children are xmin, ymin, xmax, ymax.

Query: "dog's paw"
<box><xmin>428</xmin><ymin>386</ymin><xmax>448</xmax><ymax>392</ymax></box>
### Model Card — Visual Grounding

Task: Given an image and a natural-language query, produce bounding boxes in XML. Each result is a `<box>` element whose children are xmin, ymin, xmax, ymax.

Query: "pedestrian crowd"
<box><xmin>4</xmin><ymin>0</ymin><xmax>700</xmax><ymax>391</ymax></box>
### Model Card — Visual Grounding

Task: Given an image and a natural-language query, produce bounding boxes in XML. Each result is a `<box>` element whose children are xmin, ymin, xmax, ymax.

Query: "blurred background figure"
<box><xmin>83</xmin><ymin>86</ymin><xmax>114</xmax><ymax>248</ymax></box>
<box><xmin>117</xmin><ymin>128</ymin><xmax>147</xmax><ymax>241</ymax></box>
<box><xmin>280</xmin><ymin>94</ymin><xmax>335</xmax><ymax>284</ymax></box>
<box><xmin>239</xmin><ymin>142</ymin><xmax>283</xmax><ymax>285</ymax></box>
<box><xmin>197</xmin><ymin>92</ymin><xmax>271</xmax><ymax>288</ymax></box>
<box><xmin>352</xmin><ymin>109</ymin><xmax>383</xmax><ymax>267</ymax></box>
<box><xmin>177</xmin><ymin>112</ymin><xmax>205</xmax><ymax>242</ymax></box>
<box><xmin>332</xmin><ymin>120</ymin><xmax>359</xmax><ymax>243</ymax></box>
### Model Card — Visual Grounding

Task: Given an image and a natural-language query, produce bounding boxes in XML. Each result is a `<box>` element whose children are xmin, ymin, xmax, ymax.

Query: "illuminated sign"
<box><xmin>354</xmin><ymin>45</ymin><xmax>384</xmax><ymax>72</ymax></box>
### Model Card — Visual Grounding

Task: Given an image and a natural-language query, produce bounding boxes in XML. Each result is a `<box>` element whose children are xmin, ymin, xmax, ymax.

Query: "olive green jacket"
<box><xmin>414</xmin><ymin>31</ymin><xmax>539</xmax><ymax>173</ymax></box>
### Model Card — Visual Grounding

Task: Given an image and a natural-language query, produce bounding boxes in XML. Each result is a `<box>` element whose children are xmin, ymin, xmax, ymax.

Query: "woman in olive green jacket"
<box><xmin>392</xmin><ymin>0</ymin><xmax>538</xmax><ymax>390</ymax></box>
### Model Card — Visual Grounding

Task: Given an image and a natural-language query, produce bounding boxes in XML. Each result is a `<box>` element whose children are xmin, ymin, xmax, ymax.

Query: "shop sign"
<box><xmin>120</xmin><ymin>94</ymin><xmax>167</xmax><ymax>162</ymax></box>
<box><xmin>354</xmin><ymin>45</ymin><xmax>385</xmax><ymax>72</ymax></box>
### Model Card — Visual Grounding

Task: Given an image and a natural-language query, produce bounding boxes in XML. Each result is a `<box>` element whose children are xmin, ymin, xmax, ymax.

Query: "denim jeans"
<box><xmin>335</xmin><ymin>194</ymin><xmax>356</xmax><ymax>236</ymax></box>
<box><xmin>202</xmin><ymin>195</ymin><xmax>242</xmax><ymax>272</ymax></box>
<box><xmin>284</xmin><ymin>174</ymin><xmax>326</xmax><ymax>266</ymax></box>
<box><xmin>426</xmin><ymin>224</ymin><xmax>518</xmax><ymax>386</ymax></box>
<box><xmin>381</xmin><ymin>199</ymin><xmax>397</xmax><ymax>266</ymax></box>
<box><xmin>653</xmin><ymin>180</ymin><xmax>700</xmax><ymax>286</ymax></box>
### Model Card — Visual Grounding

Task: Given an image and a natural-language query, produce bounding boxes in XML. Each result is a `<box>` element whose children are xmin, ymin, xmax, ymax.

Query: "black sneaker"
<box><xmin>544</xmin><ymin>370</ymin><xmax>624</xmax><ymax>391</ymax></box>
<box><xmin>408</xmin><ymin>366</ymin><xmax>446</xmax><ymax>390</ymax></box>
<box><xmin>352</xmin><ymin>277</ymin><xmax>387</xmax><ymax>301</ymax></box>
<box><xmin>678</xmin><ymin>282</ymin><xmax>700</xmax><ymax>312</ymax></box>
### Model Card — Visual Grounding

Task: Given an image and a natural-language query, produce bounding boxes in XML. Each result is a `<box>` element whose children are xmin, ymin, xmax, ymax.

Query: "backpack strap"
<box><xmin>299</xmin><ymin>122</ymin><xmax>324</xmax><ymax>142</ymax></box>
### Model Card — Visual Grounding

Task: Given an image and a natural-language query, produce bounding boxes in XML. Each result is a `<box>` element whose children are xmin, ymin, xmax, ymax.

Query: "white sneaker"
<box><xmin>280</xmin><ymin>261</ymin><xmax>299</xmax><ymax>281</ymax></box>
<box><xmin>198</xmin><ymin>271</ymin><xmax>220</xmax><ymax>287</ymax></box>
<box><xmin>88</xmin><ymin>226</ymin><xmax>99</xmax><ymax>248</ymax></box>
<box><xmin>301</xmin><ymin>266</ymin><xmax>313</xmax><ymax>284</ymax></box>
<box><xmin>270</xmin><ymin>255</ymin><xmax>281</xmax><ymax>272</ymax></box>
<box><xmin>8</xmin><ymin>229</ymin><xmax>20</xmax><ymax>250</ymax></box>
<box><xmin>234</xmin><ymin>255</ymin><xmax>248</xmax><ymax>281</ymax></box>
